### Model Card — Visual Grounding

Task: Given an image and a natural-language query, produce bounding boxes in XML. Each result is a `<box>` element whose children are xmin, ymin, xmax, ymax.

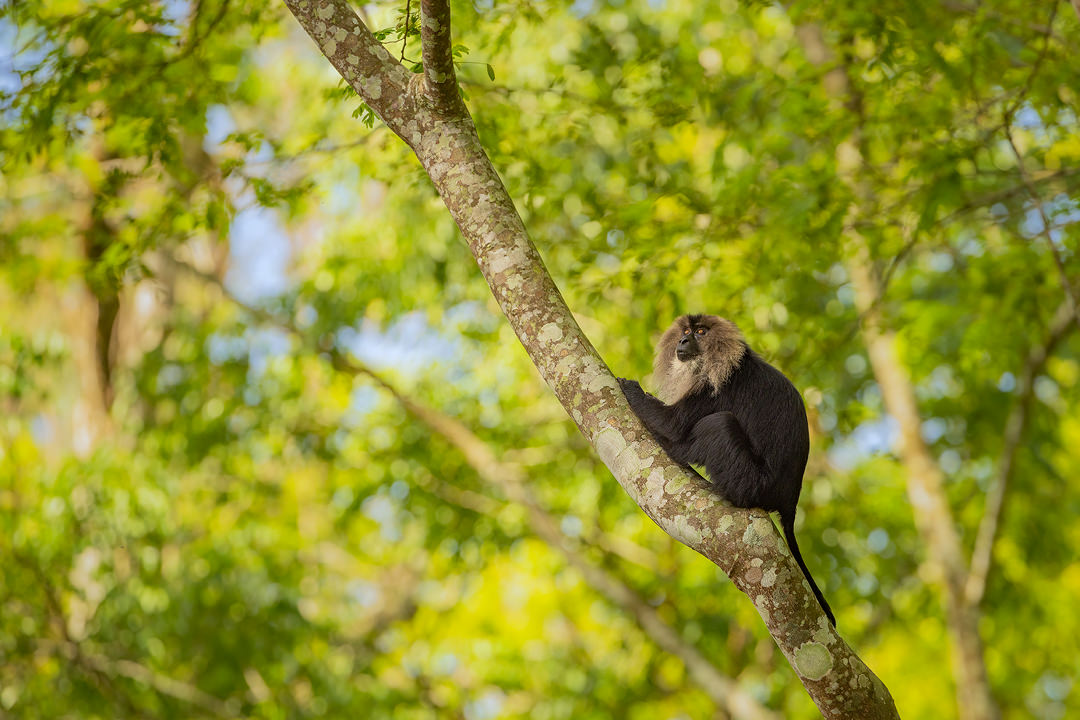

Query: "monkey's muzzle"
<box><xmin>676</xmin><ymin>335</ymin><xmax>699</xmax><ymax>362</ymax></box>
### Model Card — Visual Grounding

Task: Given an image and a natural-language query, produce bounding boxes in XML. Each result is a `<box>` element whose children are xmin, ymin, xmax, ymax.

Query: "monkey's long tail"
<box><xmin>782</xmin><ymin>517</ymin><xmax>836</xmax><ymax>627</ymax></box>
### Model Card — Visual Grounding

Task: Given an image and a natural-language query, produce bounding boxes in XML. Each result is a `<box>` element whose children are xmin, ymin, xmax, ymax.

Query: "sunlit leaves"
<box><xmin>2</xmin><ymin>0</ymin><xmax>1079</xmax><ymax>717</ymax></box>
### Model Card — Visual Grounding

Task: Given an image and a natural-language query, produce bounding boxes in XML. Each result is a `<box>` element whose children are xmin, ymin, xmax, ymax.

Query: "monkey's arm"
<box><xmin>617</xmin><ymin>378</ymin><xmax>682</xmax><ymax>444</ymax></box>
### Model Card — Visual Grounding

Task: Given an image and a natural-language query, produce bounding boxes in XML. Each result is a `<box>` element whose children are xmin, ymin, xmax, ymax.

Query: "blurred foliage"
<box><xmin>2</xmin><ymin>0</ymin><xmax>1079</xmax><ymax>718</ymax></box>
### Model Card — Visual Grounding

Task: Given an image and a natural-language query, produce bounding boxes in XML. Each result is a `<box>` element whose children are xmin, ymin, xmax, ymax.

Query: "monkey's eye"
<box><xmin>696</xmin><ymin>328</ymin><xmax>707</xmax><ymax>335</ymax></box>
<box><xmin>683</xmin><ymin>329</ymin><xmax>691</xmax><ymax>335</ymax></box>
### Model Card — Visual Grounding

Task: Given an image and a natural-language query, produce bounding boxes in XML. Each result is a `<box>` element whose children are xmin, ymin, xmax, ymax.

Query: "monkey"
<box><xmin>618</xmin><ymin>314</ymin><xmax>836</xmax><ymax>626</ymax></box>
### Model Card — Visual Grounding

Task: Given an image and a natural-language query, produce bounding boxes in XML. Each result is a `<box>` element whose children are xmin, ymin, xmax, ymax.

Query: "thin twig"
<box><xmin>400</xmin><ymin>0</ymin><xmax>410</xmax><ymax>62</ymax></box>
<box><xmin>158</xmin><ymin>0</ymin><xmax>232</xmax><ymax>68</ymax></box>
<box><xmin>1001</xmin><ymin>2</ymin><xmax>1060</xmax><ymax>121</ymax></box>
<box><xmin>243</xmin><ymin>136</ymin><xmax>380</xmax><ymax>166</ymax></box>
<box><xmin>998</xmin><ymin>4</ymin><xmax>1079</xmax><ymax>332</ymax></box>
<box><xmin>1002</xmin><ymin>120</ymin><xmax>1080</xmax><ymax>334</ymax></box>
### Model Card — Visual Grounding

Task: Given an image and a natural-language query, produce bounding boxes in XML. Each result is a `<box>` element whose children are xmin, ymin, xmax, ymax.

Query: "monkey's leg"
<box><xmin>688</xmin><ymin>412</ymin><xmax>772</xmax><ymax>509</ymax></box>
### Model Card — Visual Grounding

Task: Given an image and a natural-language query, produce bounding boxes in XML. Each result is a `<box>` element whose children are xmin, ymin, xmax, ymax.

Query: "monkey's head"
<box><xmin>653</xmin><ymin>314</ymin><xmax>746</xmax><ymax>403</ymax></box>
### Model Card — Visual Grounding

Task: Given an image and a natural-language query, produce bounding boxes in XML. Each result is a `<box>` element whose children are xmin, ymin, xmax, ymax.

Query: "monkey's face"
<box><xmin>674</xmin><ymin>314</ymin><xmax>725</xmax><ymax>361</ymax></box>
<box><xmin>654</xmin><ymin>314</ymin><xmax>745</xmax><ymax>402</ymax></box>
<box><xmin>675</xmin><ymin>322</ymin><xmax>710</xmax><ymax>361</ymax></box>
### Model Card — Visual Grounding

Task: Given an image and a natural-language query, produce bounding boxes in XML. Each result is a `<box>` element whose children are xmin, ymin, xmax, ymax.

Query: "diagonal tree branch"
<box><xmin>80</xmin><ymin>651</ymin><xmax>235</xmax><ymax>717</ymax></box>
<box><xmin>965</xmin><ymin>299</ymin><xmax>1076</xmax><ymax>606</ymax></box>
<box><xmin>281</xmin><ymin>3</ymin><xmax>899</xmax><ymax>716</ymax></box>
<box><xmin>170</xmin><ymin>253</ymin><xmax>662</xmax><ymax>576</ymax></box>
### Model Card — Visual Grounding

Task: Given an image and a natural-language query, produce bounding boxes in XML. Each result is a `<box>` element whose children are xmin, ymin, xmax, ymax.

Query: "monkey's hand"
<box><xmin>618</xmin><ymin>378</ymin><xmax>680</xmax><ymax>448</ymax></box>
<box><xmin>617</xmin><ymin>378</ymin><xmax>645</xmax><ymax>402</ymax></box>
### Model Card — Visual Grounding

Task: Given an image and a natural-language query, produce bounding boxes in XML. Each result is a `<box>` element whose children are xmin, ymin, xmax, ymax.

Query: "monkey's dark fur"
<box><xmin>618</xmin><ymin>314</ymin><xmax>835</xmax><ymax>626</ymax></box>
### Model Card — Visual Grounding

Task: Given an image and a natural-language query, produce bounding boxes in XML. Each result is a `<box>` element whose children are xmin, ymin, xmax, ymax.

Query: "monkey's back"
<box><xmin>696</xmin><ymin>348</ymin><xmax>810</xmax><ymax>514</ymax></box>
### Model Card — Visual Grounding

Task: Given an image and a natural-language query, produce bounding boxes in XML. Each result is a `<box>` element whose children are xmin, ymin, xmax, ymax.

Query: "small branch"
<box><xmin>942</xmin><ymin>0</ymin><xmax>1064</xmax><ymax>40</ymax></box>
<box><xmin>160</xmin><ymin>0</ymin><xmax>232</xmax><ymax>68</ymax></box>
<box><xmin>583</xmin><ymin>526</ymin><xmax>660</xmax><ymax>571</ymax></box>
<box><xmin>996</xmin><ymin>5</ymin><xmax>1080</xmax><ymax>333</ymax></box>
<box><xmin>965</xmin><ymin>300</ymin><xmax>1076</xmax><ymax>606</ymax></box>
<box><xmin>1001</xmin><ymin>2</ymin><xmax>1059</xmax><ymax>121</ymax></box>
<box><xmin>930</xmin><ymin>168</ymin><xmax>1080</xmax><ymax>228</ymax></box>
<box><xmin>34</xmin><ymin>639</ymin><xmax>234</xmax><ymax>716</ymax></box>
<box><xmin>400</xmin><ymin>0</ymin><xmax>411</xmax><ymax>62</ymax></box>
<box><xmin>82</xmin><ymin>652</ymin><xmax>235</xmax><ymax>717</ymax></box>
<box><xmin>419</xmin><ymin>0</ymin><xmax>462</xmax><ymax>111</ymax></box>
<box><xmin>418</xmin><ymin>468</ymin><xmax>659</xmax><ymax>570</ymax></box>
<box><xmin>416</xmin><ymin>468</ymin><xmax>503</xmax><ymax>514</ymax></box>
<box><xmin>242</xmin><ymin>135</ymin><xmax>381</xmax><ymax>166</ymax></box>
<box><xmin>21</xmin><ymin>551</ymin><xmax>232</xmax><ymax>716</ymax></box>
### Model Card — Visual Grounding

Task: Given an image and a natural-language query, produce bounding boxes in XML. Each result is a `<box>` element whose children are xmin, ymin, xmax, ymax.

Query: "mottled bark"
<box><xmin>282</xmin><ymin>2</ymin><xmax>899</xmax><ymax>716</ymax></box>
<box><xmin>282</xmin><ymin>0</ymin><xmax>417</xmax><ymax>139</ymax></box>
<box><xmin>419</xmin><ymin>0</ymin><xmax>462</xmax><ymax>113</ymax></box>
